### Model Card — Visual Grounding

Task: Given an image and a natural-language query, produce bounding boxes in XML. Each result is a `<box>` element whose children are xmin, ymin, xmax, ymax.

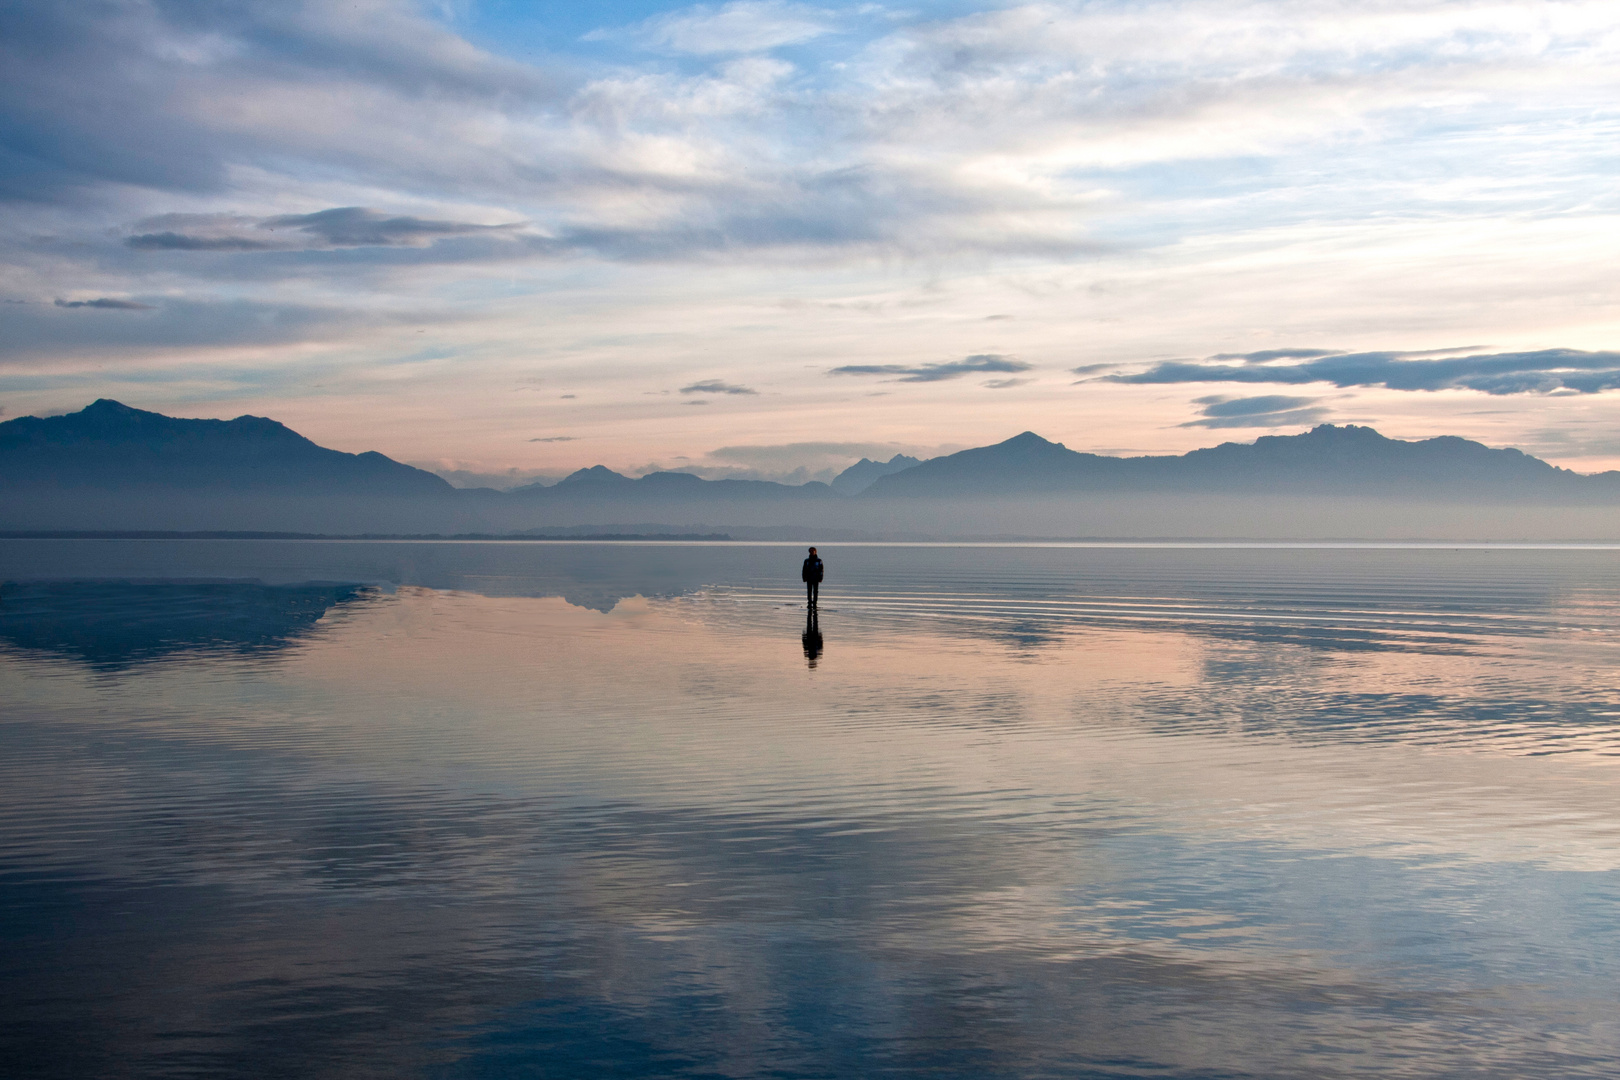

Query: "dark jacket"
<box><xmin>801</xmin><ymin>556</ymin><xmax>824</xmax><ymax>583</ymax></box>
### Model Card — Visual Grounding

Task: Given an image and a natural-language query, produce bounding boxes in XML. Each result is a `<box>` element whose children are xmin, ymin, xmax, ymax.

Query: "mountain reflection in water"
<box><xmin>2</xmin><ymin>540</ymin><xmax>1620</xmax><ymax>1079</ymax></box>
<box><xmin>0</xmin><ymin>579</ymin><xmax>371</xmax><ymax>670</ymax></box>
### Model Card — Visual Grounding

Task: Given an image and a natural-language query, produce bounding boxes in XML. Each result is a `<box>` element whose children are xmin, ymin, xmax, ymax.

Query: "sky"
<box><xmin>3</xmin><ymin>0</ymin><xmax>1619</xmax><ymax>486</ymax></box>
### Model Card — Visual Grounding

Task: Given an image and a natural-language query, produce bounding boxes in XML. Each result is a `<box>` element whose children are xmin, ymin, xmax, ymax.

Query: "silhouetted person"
<box><xmin>801</xmin><ymin>546</ymin><xmax>824</xmax><ymax>608</ymax></box>
<box><xmin>802</xmin><ymin>608</ymin><xmax>823</xmax><ymax>668</ymax></box>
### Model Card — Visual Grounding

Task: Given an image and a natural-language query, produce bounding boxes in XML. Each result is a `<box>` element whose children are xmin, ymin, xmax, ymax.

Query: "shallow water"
<box><xmin>2</xmin><ymin>540</ymin><xmax>1619</xmax><ymax>1078</ymax></box>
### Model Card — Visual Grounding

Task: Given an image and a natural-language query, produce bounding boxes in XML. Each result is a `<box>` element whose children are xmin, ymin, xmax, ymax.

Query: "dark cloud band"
<box><xmin>260</xmin><ymin>208</ymin><xmax>523</xmax><ymax>247</ymax></box>
<box><xmin>680</xmin><ymin>380</ymin><xmax>758</xmax><ymax>395</ymax></box>
<box><xmin>831</xmin><ymin>354</ymin><xmax>1033</xmax><ymax>383</ymax></box>
<box><xmin>1180</xmin><ymin>394</ymin><xmax>1330</xmax><ymax>429</ymax></box>
<box><xmin>126</xmin><ymin>233</ymin><xmax>278</xmax><ymax>252</ymax></box>
<box><xmin>54</xmin><ymin>297</ymin><xmax>153</xmax><ymax>310</ymax></box>
<box><xmin>1112</xmin><ymin>348</ymin><xmax>1620</xmax><ymax>395</ymax></box>
<box><xmin>127</xmin><ymin>208</ymin><xmax>524</xmax><ymax>253</ymax></box>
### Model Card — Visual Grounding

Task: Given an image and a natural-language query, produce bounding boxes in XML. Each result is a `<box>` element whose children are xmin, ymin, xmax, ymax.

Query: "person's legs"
<box><xmin>807</xmin><ymin>581</ymin><xmax>818</xmax><ymax>607</ymax></box>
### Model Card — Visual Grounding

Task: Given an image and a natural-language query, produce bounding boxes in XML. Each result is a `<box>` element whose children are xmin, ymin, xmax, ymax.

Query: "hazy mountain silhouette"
<box><xmin>862</xmin><ymin>427</ymin><xmax>1620</xmax><ymax>499</ymax></box>
<box><xmin>3</xmin><ymin>402</ymin><xmax>1618</xmax><ymax>538</ymax></box>
<box><xmin>510</xmin><ymin>468</ymin><xmax>836</xmax><ymax>502</ymax></box>
<box><xmin>831</xmin><ymin>454</ymin><xmax>924</xmax><ymax>495</ymax></box>
<box><xmin>0</xmin><ymin>399</ymin><xmax>452</xmax><ymax>495</ymax></box>
<box><xmin>11</xmin><ymin>403</ymin><xmax>1607</xmax><ymax>505</ymax></box>
<box><xmin>548</xmin><ymin>465</ymin><xmax>635</xmax><ymax>489</ymax></box>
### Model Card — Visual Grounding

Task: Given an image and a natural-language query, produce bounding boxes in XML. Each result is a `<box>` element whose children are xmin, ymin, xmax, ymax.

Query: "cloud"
<box><xmin>830</xmin><ymin>354</ymin><xmax>1034</xmax><ymax>383</ymax></box>
<box><xmin>126</xmin><ymin>208</ymin><xmax>524</xmax><ymax>253</ymax></box>
<box><xmin>5</xmin><ymin>0</ymin><xmax>1620</xmax><ymax>441</ymax></box>
<box><xmin>1522</xmin><ymin>427</ymin><xmax>1620</xmax><ymax>462</ymax></box>
<box><xmin>2</xmin><ymin>1</ymin><xmax>1115</xmax><ymax>269</ymax></box>
<box><xmin>53</xmin><ymin>298</ymin><xmax>154</xmax><ymax>310</ymax></box>
<box><xmin>1195</xmin><ymin>394</ymin><xmax>1316</xmax><ymax>416</ymax></box>
<box><xmin>6</xmin><ymin>0</ymin><xmax>1617</xmax><ymax>273</ymax></box>
<box><xmin>3</xmin><ymin>298</ymin><xmax>383</xmax><ymax>360</ymax></box>
<box><xmin>125</xmin><ymin>233</ymin><xmax>278</xmax><ymax>252</ymax></box>
<box><xmin>1180</xmin><ymin>394</ymin><xmax>1330</xmax><ymax>429</ymax></box>
<box><xmin>0</xmin><ymin>2</ymin><xmax>554</xmax><ymax>206</ymax></box>
<box><xmin>260</xmin><ymin>207</ymin><xmax>523</xmax><ymax>247</ymax></box>
<box><xmin>982</xmin><ymin>378</ymin><xmax>1032</xmax><ymax>389</ymax></box>
<box><xmin>1113</xmin><ymin>349</ymin><xmax>1620</xmax><ymax>395</ymax></box>
<box><xmin>680</xmin><ymin>379</ymin><xmax>759</xmax><ymax>395</ymax></box>
<box><xmin>1209</xmin><ymin>349</ymin><xmax>1340</xmax><ymax>362</ymax></box>
<box><xmin>529</xmin><ymin>436</ymin><xmax>578</xmax><ymax>443</ymax></box>
<box><xmin>590</xmin><ymin>2</ymin><xmax>836</xmax><ymax>56</ymax></box>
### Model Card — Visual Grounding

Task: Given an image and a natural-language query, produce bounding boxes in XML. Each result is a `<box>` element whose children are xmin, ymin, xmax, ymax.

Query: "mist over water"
<box><xmin>8</xmin><ymin>489</ymin><xmax>1620</xmax><ymax>540</ymax></box>
<box><xmin>3</xmin><ymin>540</ymin><xmax>1620</xmax><ymax>1078</ymax></box>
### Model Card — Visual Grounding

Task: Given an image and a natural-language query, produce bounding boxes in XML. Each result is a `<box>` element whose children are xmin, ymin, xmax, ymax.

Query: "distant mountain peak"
<box><xmin>0</xmin><ymin>399</ymin><xmax>451</xmax><ymax>497</ymax></box>
<box><xmin>85</xmin><ymin>398</ymin><xmax>141</xmax><ymax>414</ymax></box>
<box><xmin>77</xmin><ymin>399</ymin><xmax>174</xmax><ymax>427</ymax></box>
<box><xmin>974</xmin><ymin>431</ymin><xmax>1077</xmax><ymax>462</ymax></box>
<box><xmin>34</xmin><ymin>398</ymin><xmax>308</xmax><ymax>443</ymax></box>
<box><xmin>1302</xmin><ymin>423</ymin><xmax>1384</xmax><ymax>440</ymax></box>
<box><xmin>830</xmin><ymin>453</ymin><xmax>924</xmax><ymax>495</ymax></box>
<box><xmin>1002</xmin><ymin>431</ymin><xmax>1065</xmax><ymax>449</ymax></box>
<box><xmin>558</xmin><ymin>465</ymin><xmax>633</xmax><ymax>486</ymax></box>
<box><xmin>861</xmin><ymin>422</ymin><xmax>1611</xmax><ymax>500</ymax></box>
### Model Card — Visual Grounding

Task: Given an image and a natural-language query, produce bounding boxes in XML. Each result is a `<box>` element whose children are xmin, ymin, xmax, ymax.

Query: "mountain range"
<box><xmin>0</xmin><ymin>399</ymin><xmax>452</xmax><ymax>496</ymax></box>
<box><xmin>3</xmin><ymin>400</ymin><xmax>1618</xmax><ymax>538</ymax></box>
<box><xmin>863</xmin><ymin>427</ymin><xmax>1620</xmax><ymax>498</ymax></box>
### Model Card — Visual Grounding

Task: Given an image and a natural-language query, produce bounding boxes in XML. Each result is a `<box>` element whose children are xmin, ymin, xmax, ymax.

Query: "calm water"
<box><xmin>3</xmin><ymin>540</ymin><xmax>1619</xmax><ymax>1078</ymax></box>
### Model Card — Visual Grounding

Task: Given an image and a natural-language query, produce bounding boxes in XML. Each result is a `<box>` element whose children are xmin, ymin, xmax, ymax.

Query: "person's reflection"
<box><xmin>802</xmin><ymin>608</ymin><xmax>824</xmax><ymax>668</ymax></box>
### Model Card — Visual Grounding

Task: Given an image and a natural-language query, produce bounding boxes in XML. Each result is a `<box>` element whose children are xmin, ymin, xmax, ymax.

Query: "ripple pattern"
<box><xmin>2</xmin><ymin>542</ymin><xmax>1619</xmax><ymax>1078</ymax></box>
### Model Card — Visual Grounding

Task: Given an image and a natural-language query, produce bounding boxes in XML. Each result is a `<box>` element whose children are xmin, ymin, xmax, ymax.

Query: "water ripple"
<box><xmin>3</xmin><ymin>543</ymin><xmax>1620</xmax><ymax>1077</ymax></box>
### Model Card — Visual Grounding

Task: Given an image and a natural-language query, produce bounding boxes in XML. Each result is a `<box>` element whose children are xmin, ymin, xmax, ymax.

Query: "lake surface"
<box><xmin>3</xmin><ymin>539</ymin><xmax>1619</xmax><ymax>1078</ymax></box>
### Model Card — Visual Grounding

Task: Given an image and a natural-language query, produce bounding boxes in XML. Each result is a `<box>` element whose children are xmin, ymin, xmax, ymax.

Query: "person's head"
<box><xmin>808</xmin><ymin>546</ymin><xmax>817</xmax><ymax>555</ymax></box>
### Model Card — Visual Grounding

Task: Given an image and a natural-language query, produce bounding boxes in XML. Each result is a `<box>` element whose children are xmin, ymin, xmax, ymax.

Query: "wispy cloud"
<box><xmin>1180</xmin><ymin>394</ymin><xmax>1329</xmax><ymax>429</ymax></box>
<box><xmin>588</xmin><ymin>1</ymin><xmax>836</xmax><ymax>56</ymax></box>
<box><xmin>4</xmin><ymin>0</ymin><xmax>1620</xmax><ymax>468</ymax></box>
<box><xmin>9</xmin><ymin>0</ymin><xmax>1618</xmax><ymax>269</ymax></box>
<box><xmin>54</xmin><ymin>298</ymin><xmax>153</xmax><ymax>310</ymax></box>
<box><xmin>126</xmin><ymin>209</ymin><xmax>524</xmax><ymax>253</ymax></box>
<box><xmin>529</xmin><ymin>436</ymin><xmax>578</xmax><ymax>442</ymax></box>
<box><xmin>680</xmin><ymin>379</ymin><xmax>759</xmax><ymax>395</ymax></box>
<box><xmin>1209</xmin><ymin>349</ymin><xmax>1340</xmax><ymax>362</ymax></box>
<box><xmin>5</xmin><ymin>298</ymin><xmax>385</xmax><ymax>360</ymax></box>
<box><xmin>260</xmin><ymin>208</ymin><xmax>524</xmax><ymax>247</ymax></box>
<box><xmin>831</xmin><ymin>354</ymin><xmax>1034</xmax><ymax>383</ymax></box>
<box><xmin>1112</xmin><ymin>348</ymin><xmax>1620</xmax><ymax>395</ymax></box>
<box><xmin>125</xmin><ymin>234</ymin><xmax>277</xmax><ymax>252</ymax></box>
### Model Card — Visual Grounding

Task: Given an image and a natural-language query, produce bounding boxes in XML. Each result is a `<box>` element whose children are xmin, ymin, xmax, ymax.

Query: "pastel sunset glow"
<box><xmin>5</xmin><ymin>0</ymin><xmax>1620</xmax><ymax>485</ymax></box>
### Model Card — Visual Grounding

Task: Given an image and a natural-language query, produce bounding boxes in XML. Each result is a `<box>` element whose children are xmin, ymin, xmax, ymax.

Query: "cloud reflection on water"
<box><xmin>3</xmin><ymin>543</ymin><xmax>1620</xmax><ymax>1077</ymax></box>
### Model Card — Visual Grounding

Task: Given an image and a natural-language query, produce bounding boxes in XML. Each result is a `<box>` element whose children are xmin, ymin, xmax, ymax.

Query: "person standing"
<box><xmin>801</xmin><ymin>546</ymin><xmax>824</xmax><ymax>608</ymax></box>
